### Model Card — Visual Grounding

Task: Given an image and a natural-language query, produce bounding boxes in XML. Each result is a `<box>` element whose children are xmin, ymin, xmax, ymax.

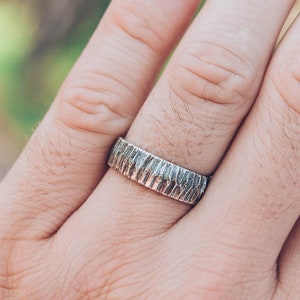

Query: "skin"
<box><xmin>0</xmin><ymin>0</ymin><xmax>299</xmax><ymax>298</ymax></box>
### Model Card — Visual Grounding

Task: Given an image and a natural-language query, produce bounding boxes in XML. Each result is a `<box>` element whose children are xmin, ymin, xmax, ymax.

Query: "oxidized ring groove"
<box><xmin>108</xmin><ymin>137</ymin><xmax>211</xmax><ymax>205</ymax></box>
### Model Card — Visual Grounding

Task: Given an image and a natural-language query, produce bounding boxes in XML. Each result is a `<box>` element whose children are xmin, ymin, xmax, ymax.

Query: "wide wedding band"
<box><xmin>108</xmin><ymin>137</ymin><xmax>211</xmax><ymax>205</ymax></box>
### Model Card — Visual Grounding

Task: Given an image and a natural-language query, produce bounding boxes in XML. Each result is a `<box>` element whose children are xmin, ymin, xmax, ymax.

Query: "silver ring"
<box><xmin>108</xmin><ymin>137</ymin><xmax>211</xmax><ymax>205</ymax></box>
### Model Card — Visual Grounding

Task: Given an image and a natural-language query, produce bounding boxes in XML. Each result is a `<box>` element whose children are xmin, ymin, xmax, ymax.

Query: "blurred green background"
<box><xmin>0</xmin><ymin>0</ymin><xmax>299</xmax><ymax>178</ymax></box>
<box><xmin>0</xmin><ymin>0</ymin><xmax>110</xmax><ymax>177</ymax></box>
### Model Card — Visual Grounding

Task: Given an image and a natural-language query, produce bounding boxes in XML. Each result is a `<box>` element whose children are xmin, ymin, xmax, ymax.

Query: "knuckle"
<box><xmin>57</xmin><ymin>76</ymin><xmax>132</xmax><ymax>136</ymax></box>
<box><xmin>272</xmin><ymin>54</ymin><xmax>300</xmax><ymax>115</ymax></box>
<box><xmin>107</xmin><ymin>1</ymin><xmax>166</xmax><ymax>55</ymax></box>
<box><xmin>170</xmin><ymin>40</ymin><xmax>255</xmax><ymax>108</ymax></box>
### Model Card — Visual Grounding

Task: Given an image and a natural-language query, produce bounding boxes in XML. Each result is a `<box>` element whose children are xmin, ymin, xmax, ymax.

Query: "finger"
<box><xmin>74</xmin><ymin>0</ymin><xmax>295</xmax><ymax>238</ymax></box>
<box><xmin>275</xmin><ymin>218</ymin><xmax>300</xmax><ymax>299</ymax></box>
<box><xmin>0</xmin><ymin>0</ymin><xmax>200</xmax><ymax>239</ymax></box>
<box><xmin>179</xmin><ymin>15</ymin><xmax>300</xmax><ymax>289</ymax></box>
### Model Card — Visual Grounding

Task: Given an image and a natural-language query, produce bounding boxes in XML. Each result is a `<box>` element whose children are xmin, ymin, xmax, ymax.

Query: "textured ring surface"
<box><xmin>108</xmin><ymin>137</ymin><xmax>211</xmax><ymax>205</ymax></box>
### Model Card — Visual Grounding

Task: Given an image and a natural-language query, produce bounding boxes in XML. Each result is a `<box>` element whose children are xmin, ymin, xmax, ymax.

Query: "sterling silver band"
<box><xmin>108</xmin><ymin>137</ymin><xmax>211</xmax><ymax>205</ymax></box>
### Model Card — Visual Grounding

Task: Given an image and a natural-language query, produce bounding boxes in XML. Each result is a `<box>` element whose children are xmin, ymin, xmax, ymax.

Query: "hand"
<box><xmin>1</xmin><ymin>0</ymin><xmax>299</xmax><ymax>299</ymax></box>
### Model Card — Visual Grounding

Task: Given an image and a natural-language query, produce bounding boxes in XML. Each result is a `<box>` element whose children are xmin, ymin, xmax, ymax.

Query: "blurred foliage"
<box><xmin>0</xmin><ymin>0</ymin><xmax>110</xmax><ymax>135</ymax></box>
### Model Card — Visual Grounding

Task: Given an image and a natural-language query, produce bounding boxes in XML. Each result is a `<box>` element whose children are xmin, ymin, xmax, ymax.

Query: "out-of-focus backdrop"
<box><xmin>0</xmin><ymin>0</ymin><xmax>300</xmax><ymax>179</ymax></box>
<box><xmin>0</xmin><ymin>0</ymin><xmax>110</xmax><ymax>178</ymax></box>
